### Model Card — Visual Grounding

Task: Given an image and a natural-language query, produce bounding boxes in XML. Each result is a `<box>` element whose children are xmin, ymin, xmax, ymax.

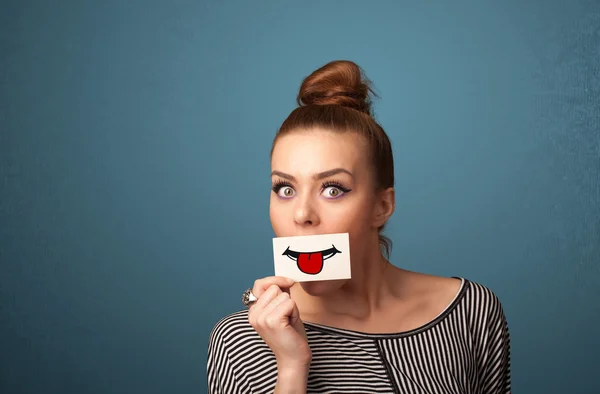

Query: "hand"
<box><xmin>247</xmin><ymin>276</ymin><xmax>312</xmax><ymax>370</ymax></box>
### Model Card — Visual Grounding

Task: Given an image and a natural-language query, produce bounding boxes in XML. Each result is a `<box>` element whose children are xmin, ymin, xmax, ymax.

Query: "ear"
<box><xmin>372</xmin><ymin>187</ymin><xmax>395</xmax><ymax>228</ymax></box>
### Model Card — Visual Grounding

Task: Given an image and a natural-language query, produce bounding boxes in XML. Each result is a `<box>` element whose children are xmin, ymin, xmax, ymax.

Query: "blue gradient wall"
<box><xmin>1</xmin><ymin>1</ymin><xmax>598</xmax><ymax>393</ymax></box>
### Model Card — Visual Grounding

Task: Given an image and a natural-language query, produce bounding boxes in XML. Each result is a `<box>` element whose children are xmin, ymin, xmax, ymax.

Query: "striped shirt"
<box><xmin>207</xmin><ymin>278</ymin><xmax>511</xmax><ymax>393</ymax></box>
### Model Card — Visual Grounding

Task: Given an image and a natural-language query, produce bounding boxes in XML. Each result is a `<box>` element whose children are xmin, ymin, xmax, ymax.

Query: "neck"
<box><xmin>292</xmin><ymin>241</ymin><xmax>402</xmax><ymax>321</ymax></box>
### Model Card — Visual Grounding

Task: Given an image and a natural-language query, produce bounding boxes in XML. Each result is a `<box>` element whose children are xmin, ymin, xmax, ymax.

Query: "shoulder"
<box><xmin>395</xmin><ymin>270</ymin><xmax>465</xmax><ymax>314</ymax></box>
<box><xmin>209</xmin><ymin>309</ymin><xmax>256</xmax><ymax>346</ymax></box>
<box><xmin>453</xmin><ymin>278</ymin><xmax>511</xmax><ymax>349</ymax></box>
<box><xmin>459</xmin><ymin>279</ymin><xmax>512</xmax><ymax>389</ymax></box>
<box><xmin>401</xmin><ymin>270</ymin><xmax>509</xmax><ymax>330</ymax></box>
<box><xmin>459</xmin><ymin>278</ymin><xmax>507</xmax><ymax>319</ymax></box>
<box><xmin>208</xmin><ymin>309</ymin><xmax>272</xmax><ymax>359</ymax></box>
<box><xmin>207</xmin><ymin>310</ymin><xmax>278</xmax><ymax>392</ymax></box>
<box><xmin>409</xmin><ymin>270</ymin><xmax>506</xmax><ymax>315</ymax></box>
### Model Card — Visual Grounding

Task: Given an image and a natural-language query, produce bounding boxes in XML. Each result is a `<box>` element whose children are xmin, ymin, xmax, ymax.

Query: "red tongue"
<box><xmin>298</xmin><ymin>252</ymin><xmax>324</xmax><ymax>274</ymax></box>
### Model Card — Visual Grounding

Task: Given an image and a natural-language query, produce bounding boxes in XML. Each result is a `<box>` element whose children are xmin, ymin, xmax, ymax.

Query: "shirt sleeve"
<box><xmin>479</xmin><ymin>293</ymin><xmax>511</xmax><ymax>394</ymax></box>
<box><xmin>206</xmin><ymin>320</ymin><xmax>243</xmax><ymax>394</ymax></box>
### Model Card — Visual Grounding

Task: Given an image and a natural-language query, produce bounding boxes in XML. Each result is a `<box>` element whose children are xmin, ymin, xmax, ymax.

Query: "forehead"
<box><xmin>271</xmin><ymin>129</ymin><xmax>369</xmax><ymax>175</ymax></box>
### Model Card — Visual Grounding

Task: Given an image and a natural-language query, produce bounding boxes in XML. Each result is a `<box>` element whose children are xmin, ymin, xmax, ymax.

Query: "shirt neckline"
<box><xmin>303</xmin><ymin>277</ymin><xmax>469</xmax><ymax>339</ymax></box>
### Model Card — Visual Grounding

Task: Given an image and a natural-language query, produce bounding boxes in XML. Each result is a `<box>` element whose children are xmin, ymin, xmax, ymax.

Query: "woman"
<box><xmin>207</xmin><ymin>60</ymin><xmax>511</xmax><ymax>394</ymax></box>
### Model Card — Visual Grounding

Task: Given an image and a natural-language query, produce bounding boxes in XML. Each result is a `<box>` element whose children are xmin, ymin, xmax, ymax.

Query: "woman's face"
<box><xmin>269</xmin><ymin>128</ymin><xmax>381</xmax><ymax>293</ymax></box>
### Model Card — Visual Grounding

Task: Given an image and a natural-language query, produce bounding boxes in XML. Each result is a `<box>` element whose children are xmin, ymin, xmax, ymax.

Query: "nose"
<box><xmin>293</xmin><ymin>195</ymin><xmax>319</xmax><ymax>227</ymax></box>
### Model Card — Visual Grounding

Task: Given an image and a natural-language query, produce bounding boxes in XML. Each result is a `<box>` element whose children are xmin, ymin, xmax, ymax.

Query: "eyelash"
<box><xmin>271</xmin><ymin>180</ymin><xmax>352</xmax><ymax>194</ymax></box>
<box><xmin>322</xmin><ymin>180</ymin><xmax>352</xmax><ymax>194</ymax></box>
<box><xmin>272</xmin><ymin>180</ymin><xmax>293</xmax><ymax>193</ymax></box>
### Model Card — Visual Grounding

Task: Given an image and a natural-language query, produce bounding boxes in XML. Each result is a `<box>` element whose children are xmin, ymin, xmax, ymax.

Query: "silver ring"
<box><xmin>242</xmin><ymin>288</ymin><xmax>258</xmax><ymax>308</ymax></box>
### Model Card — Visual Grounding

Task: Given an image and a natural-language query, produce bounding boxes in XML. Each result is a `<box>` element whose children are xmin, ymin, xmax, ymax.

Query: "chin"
<box><xmin>300</xmin><ymin>279</ymin><xmax>347</xmax><ymax>296</ymax></box>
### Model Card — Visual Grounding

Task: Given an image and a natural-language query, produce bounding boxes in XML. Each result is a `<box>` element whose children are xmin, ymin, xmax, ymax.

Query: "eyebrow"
<box><xmin>271</xmin><ymin>168</ymin><xmax>354</xmax><ymax>182</ymax></box>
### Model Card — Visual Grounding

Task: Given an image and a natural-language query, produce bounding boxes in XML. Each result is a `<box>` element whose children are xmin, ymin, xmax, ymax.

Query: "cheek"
<box><xmin>331</xmin><ymin>198</ymin><xmax>374</xmax><ymax>244</ymax></box>
<box><xmin>328</xmin><ymin>198</ymin><xmax>373</xmax><ymax>228</ymax></box>
<box><xmin>269</xmin><ymin>197</ymin><xmax>292</xmax><ymax>235</ymax></box>
<box><xmin>269</xmin><ymin>203</ymin><xmax>281</xmax><ymax>230</ymax></box>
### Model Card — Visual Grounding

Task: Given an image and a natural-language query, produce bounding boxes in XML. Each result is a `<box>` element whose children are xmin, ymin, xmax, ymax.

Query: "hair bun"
<box><xmin>297</xmin><ymin>60</ymin><xmax>375</xmax><ymax>115</ymax></box>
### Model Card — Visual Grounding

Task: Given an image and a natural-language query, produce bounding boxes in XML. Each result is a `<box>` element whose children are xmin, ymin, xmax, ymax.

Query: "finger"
<box><xmin>249</xmin><ymin>284</ymin><xmax>281</xmax><ymax>316</ymax></box>
<box><xmin>258</xmin><ymin>292</ymin><xmax>290</xmax><ymax>323</ymax></box>
<box><xmin>252</xmin><ymin>276</ymin><xmax>295</xmax><ymax>298</ymax></box>
<box><xmin>264</xmin><ymin>297</ymin><xmax>297</xmax><ymax>330</ymax></box>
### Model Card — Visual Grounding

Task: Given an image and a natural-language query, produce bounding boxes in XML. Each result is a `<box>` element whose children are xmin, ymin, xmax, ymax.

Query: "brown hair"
<box><xmin>271</xmin><ymin>60</ymin><xmax>395</xmax><ymax>257</ymax></box>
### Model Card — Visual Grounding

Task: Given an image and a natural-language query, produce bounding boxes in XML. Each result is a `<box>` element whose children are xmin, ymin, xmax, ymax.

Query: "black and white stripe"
<box><xmin>207</xmin><ymin>278</ymin><xmax>511</xmax><ymax>393</ymax></box>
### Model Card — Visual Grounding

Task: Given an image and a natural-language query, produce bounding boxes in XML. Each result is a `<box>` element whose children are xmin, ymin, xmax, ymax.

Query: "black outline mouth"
<box><xmin>282</xmin><ymin>245</ymin><xmax>341</xmax><ymax>275</ymax></box>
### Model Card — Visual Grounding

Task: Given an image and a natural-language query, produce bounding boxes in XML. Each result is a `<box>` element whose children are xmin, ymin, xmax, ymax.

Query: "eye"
<box><xmin>323</xmin><ymin>186</ymin><xmax>342</xmax><ymax>198</ymax></box>
<box><xmin>321</xmin><ymin>181</ymin><xmax>352</xmax><ymax>199</ymax></box>
<box><xmin>279</xmin><ymin>186</ymin><xmax>295</xmax><ymax>198</ymax></box>
<box><xmin>272</xmin><ymin>181</ymin><xmax>295</xmax><ymax>198</ymax></box>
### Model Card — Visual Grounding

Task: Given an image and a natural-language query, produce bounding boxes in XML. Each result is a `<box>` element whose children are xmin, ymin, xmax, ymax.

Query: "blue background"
<box><xmin>1</xmin><ymin>1</ymin><xmax>599</xmax><ymax>393</ymax></box>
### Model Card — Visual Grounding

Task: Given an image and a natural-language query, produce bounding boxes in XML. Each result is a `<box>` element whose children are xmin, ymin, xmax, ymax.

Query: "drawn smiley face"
<box><xmin>282</xmin><ymin>245</ymin><xmax>342</xmax><ymax>275</ymax></box>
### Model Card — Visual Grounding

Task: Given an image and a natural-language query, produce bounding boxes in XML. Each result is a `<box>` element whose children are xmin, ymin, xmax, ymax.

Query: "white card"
<box><xmin>272</xmin><ymin>233</ymin><xmax>351</xmax><ymax>282</ymax></box>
